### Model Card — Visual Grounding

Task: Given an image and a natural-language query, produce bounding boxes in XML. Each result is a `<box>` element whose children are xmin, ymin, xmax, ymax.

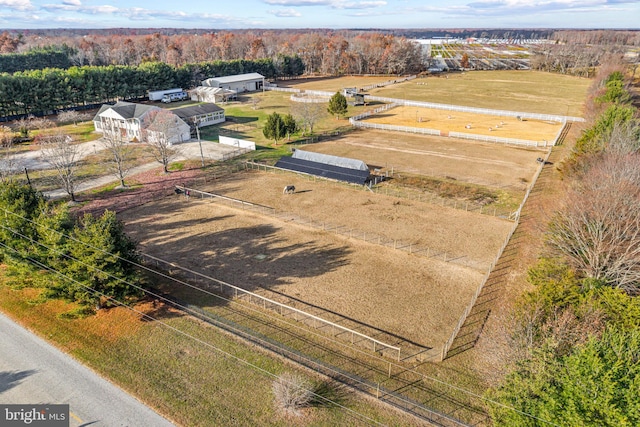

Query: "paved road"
<box><xmin>0</xmin><ymin>312</ymin><xmax>176</xmax><ymax>427</ymax></box>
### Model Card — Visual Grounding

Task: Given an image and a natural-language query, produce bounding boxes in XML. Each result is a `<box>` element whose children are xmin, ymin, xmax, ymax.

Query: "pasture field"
<box><xmin>298</xmin><ymin>128</ymin><xmax>543</xmax><ymax>190</ymax></box>
<box><xmin>362</xmin><ymin>105</ymin><xmax>562</xmax><ymax>143</ymax></box>
<box><xmin>119</xmin><ymin>169</ymin><xmax>512</xmax><ymax>349</ymax></box>
<box><xmin>277</xmin><ymin>71</ymin><xmax>589</xmax><ymax>116</ymax></box>
<box><xmin>274</xmin><ymin>75</ymin><xmax>402</xmax><ymax>93</ymax></box>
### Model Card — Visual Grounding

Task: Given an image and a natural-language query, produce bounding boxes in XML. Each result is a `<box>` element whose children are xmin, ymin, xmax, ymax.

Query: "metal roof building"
<box><xmin>201</xmin><ymin>73</ymin><xmax>265</xmax><ymax>93</ymax></box>
<box><xmin>275</xmin><ymin>149</ymin><xmax>370</xmax><ymax>185</ymax></box>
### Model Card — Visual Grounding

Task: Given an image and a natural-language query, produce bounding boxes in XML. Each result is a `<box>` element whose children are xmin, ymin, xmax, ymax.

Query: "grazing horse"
<box><xmin>283</xmin><ymin>185</ymin><xmax>296</xmax><ymax>194</ymax></box>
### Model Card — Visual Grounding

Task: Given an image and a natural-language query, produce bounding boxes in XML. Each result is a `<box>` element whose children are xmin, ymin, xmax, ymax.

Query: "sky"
<box><xmin>0</xmin><ymin>0</ymin><xmax>639</xmax><ymax>30</ymax></box>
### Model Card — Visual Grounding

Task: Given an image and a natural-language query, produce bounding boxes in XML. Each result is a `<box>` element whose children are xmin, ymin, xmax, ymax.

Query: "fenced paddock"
<box><xmin>352</xmin><ymin>104</ymin><xmax>562</xmax><ymax>147</ymax></box>
<box><xmin>179</xmin><ymin>181</ymin><xmax>492</xmax><ymax>272</ymax></box>
<box><xmin>291</xmin><ymin>128</ymin><xmax>544</xmax><ymax>192</ymax></box>
<box><xmin>139</xmin><ymin>252</ymin><xmax>402</xmax><ymax>360</ymax></box>
<box><xmin>119</xmin><ymin>169</ymin><xmax>495</xmax><ymax>356</ymax></box>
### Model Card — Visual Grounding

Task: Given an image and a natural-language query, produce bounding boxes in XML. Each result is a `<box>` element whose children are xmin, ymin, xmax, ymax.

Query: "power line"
<box><xmin>0</xmin><ymin>239</ymin><xmax>388</xmax><ymax>427</ymax></box>
<box><xmin>0</xmin><ymin>206</ymin><xmax>561</xmax><ymax>426</ymax></box>
<box><xmin>0</xmin><ymin>222</ymin><xmax>465</xmax><ymax>426</ymax></box>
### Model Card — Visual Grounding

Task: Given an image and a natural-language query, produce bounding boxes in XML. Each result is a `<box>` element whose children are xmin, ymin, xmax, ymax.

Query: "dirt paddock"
<box><xmin>363</xmin><ymin>105</ymin><xmax>562</xmax><ymax>143</ymax></box>
<box><xmin>119</xmin><ymin>169</ymin><xmax>513</xmax><ymax>349</ymax></box>
<box><xmin>300</xmin><ymin>128</ymin><xmax>544</xmax><ymax>189</ymax></box>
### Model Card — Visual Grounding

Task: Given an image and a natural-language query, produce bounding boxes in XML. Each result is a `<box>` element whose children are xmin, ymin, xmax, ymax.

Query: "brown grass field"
<box><xmin>301</xmin><ymin>128</ymin><xmax>546</xmax><ymax>190</ymax></box>
<box><xmin>118</xmin><ymin>77</ymin><xmax>549</xmax><ymax>354</ymax></box>
<box><xmin>362</xmin><ymin>105</ymin><xmax>562</xmax><ymax>143</ymax></box>
<box><xmin>277</xmin><ymin>70</ymin><xmax>589</xmax><ymax>116</ymax></box>
<box><xmin>119</xmin><ymin>168</ymin><xmax>514</xmax><ymax>349</ymax></box>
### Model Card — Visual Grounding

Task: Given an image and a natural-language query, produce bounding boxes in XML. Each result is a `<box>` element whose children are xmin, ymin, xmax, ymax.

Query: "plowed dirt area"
<box><xmin>119</xmin><ymin>169</ymin><xmax>513</xmax><ymax>349</ymax></box>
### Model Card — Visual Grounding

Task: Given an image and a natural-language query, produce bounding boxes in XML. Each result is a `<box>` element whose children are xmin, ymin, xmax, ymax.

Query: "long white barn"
<box><xmin>201</xmin><ymin>72</ymin><xmax>265</xmax><ymax>94</ymax></box>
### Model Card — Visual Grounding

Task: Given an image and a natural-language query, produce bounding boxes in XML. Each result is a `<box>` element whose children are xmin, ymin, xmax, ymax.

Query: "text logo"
<box><xmin>1</xmin><ymin>405</ymin><xmax>68</xmax><ymax>426</ymax></box>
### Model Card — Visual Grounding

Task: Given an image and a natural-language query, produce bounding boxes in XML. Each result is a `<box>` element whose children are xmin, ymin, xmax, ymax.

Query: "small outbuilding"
<box><xmin>275</xmin><ymin>149</ymin><xmax>371</xmax><ymax>185</ymax></box>
<box><xmin>189</xmin><ymin>86</ymin><xmax>237</xmax><ymax>104</ymax></box>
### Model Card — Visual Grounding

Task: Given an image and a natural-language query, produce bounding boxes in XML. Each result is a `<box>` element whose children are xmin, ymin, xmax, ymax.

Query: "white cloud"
<box><xmin>333</xmin><ymin>1</ymin><xmax>387</xmax><ymax>9</ymax></box>
<box><xmin>264</xmin><ymin>0</ymin><xmax>331</xmax><ymax>5</ymax></box>
<box><xmin>0</xmin><ymin>0</ymin><xmax>33</xmax><ymax>11</ymax></box>
<box><xmin>264</xmin><ymin>0</ymin><xmax>386</xmax><ymax>8</ymax></box>
<box><xmin>268</xmin><ymin>8</ymin><xmax>303</xmax><ymax>17</ymax></box>
<box><xmin>62</xmin><ymin>0</ymin><xmax>81</xmax><ymax>6</ymax></box>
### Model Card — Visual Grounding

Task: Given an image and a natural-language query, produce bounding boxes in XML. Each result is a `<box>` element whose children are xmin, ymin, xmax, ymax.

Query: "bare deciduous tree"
<box><xmin>547</xmin><ymin>153</ymin><xmax>640</xmax><ymax>294</ymax></box>
<box><xmin>251</xmin><ymin>95</ymin><xmax>262</xmax><ymax>110</ymax></box>
<box><xmin>57</xmin><ymin>110</ymin><xmax>89</xmax><ymax>126</ymax></box>
<box><xmin>272</xmin><ymin>372</ymin><xmax>313</xmax><ymax>416</ymax></box>
<box><xmin>605</xmin><ymin>121</ymin><xmax>640</xmax><ymax>155</ymax></box>
<box><xmin>41</xmin><ymin>132</ymin><xmax>80</xmax><ymax>201</ymax></box>
<box><xmin>0</xmin><ymin>127</ymin><xmax>20</xmax><ymax>182</ymax></box>
<box><xmin>293</xmin><ymin>102</ymin><xmax>325</xmax><ymax>136</ymax></box>
<box><xmin>100</xmin><ymin>122</ymin><xmax>136</xmax><ymax>188</ymax></box>
<box><xmin>141</xmin><ymin>109</ymin><xmax>182</xmax><ymax>174</ymax></box>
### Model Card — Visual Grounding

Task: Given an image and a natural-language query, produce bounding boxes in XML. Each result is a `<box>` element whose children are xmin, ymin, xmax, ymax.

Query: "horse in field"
<box><xmin>283</xmin><ymin>185</ymin><xmax>295</xmax><ymax>194</ymax></box>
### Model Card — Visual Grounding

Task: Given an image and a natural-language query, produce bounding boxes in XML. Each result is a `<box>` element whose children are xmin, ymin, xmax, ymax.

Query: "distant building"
<box><xmin>93</xmin><ymin>101</ymin><xmax>190</xmax><ymax>145</ymax></box>
<box><xmin>201</xmin><ymin>73</ymin><xmax>265</xmax><ymax>94</ymax></box>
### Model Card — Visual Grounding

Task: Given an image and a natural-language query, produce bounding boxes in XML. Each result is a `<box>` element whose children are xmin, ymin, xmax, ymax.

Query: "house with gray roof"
<box><xmin>171</xmin><ymin>103</ymin><xmax>225</xmax><ymax>128</ymax></box>
<box><xmin>93</xmin><ymin>101</ymin><xmax>190</xmax><ymax>145</ymax></box>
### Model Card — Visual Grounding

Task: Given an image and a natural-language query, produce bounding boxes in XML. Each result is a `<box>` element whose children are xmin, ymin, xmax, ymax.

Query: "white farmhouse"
<box><xmin>93</xmin><ymin>101</ymin><xmax>191</xmax><ymax>145</ymax></box>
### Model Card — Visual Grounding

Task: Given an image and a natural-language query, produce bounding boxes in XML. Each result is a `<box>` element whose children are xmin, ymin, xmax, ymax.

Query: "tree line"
<box><xmin>0</xmin><ymin>45</ymin><xmax>73</xmax><ymax>74</ymax></box>
<box><xmin>0</xmin><ymin>56</ymin><xmax>303</xmax><ymax>119</ymax></box>
<box><xmin>489</xmin><ymin>67</ymin><xmax>640</xmax><ymax>425</ymax></box>
<box><xmin>1</xmin><ymin>30</ymin><xmax>426</xmax><ymax>76</ymax></box>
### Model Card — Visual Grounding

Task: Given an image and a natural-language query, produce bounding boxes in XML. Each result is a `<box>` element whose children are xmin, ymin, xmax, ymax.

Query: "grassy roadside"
<box><xmin>0</xmin><ymin>280</ymin><xmax>421</xmax><ymax>426</ymax></box>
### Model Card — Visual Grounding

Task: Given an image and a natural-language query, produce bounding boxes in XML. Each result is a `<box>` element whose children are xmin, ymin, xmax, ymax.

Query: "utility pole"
<box><xmin>194</xmin><ymin>118</ymin><xmax>205</xmax><ymax>168</ymax></box>
<box><xmin>24</xmin><ymin>167</ymin><xmax>32</xmax><ymax>188</ymax></box>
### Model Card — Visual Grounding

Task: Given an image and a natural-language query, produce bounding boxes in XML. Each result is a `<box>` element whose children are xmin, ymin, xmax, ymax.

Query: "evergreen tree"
<box><xmin>54</xmin><ymin>210</ymin><xmax>142</xmax><ymax>309</ymax></box>
<box><xmin>327</xmin><ymin>91</ymin><xmax>348</xmax><ymax>119</ymax></box>
<box><xmin>490</xmin><ymin>327</ymin><xmax>640</xmax><ymax>427</ymax></box>
<box><xmin>282</xmin><ymin>113</ymin><xmax>298</xmax><ymax>141</ymax></box>
<box><xmin>0</xmin><ymin>182</ymin><xmax>43</xmax><ymax>260</ymax></box>
<box><xmin>262</xmin><ymin>112</ymin><xmax>287</xmax><ymax>145</ymax></box>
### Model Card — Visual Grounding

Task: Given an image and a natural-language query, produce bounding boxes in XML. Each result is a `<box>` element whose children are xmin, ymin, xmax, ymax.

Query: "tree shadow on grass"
<box><xmin>145</xmin><ymin>222</ymin><xmax>352</xmax><ymax>293</ymax></box>
<box><xmin>310</xmin><ymin>379</ymin><xmax>351</xmax><ymax>408</ymax></box>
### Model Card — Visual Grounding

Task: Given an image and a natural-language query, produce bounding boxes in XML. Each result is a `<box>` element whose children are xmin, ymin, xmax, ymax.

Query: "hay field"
<box><xmin>362</xmin><ymin>105</ymin><xmax>562</xmax><ymax>143</ymax></box>
<box><xmin>119</xmin><ymin>170</ymin><xmax>513</xmax><ymax>348</ymax></box>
